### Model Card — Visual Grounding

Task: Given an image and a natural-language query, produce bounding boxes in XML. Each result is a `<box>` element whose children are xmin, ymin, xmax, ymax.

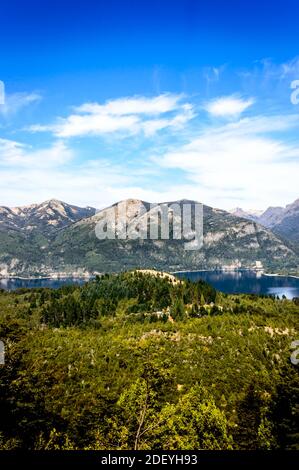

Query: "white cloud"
<box><xmin>204</xmin><ymin>95</ymin><xmax>254</xmax><ymax>118</ymax></box>
<box><xmin>53</xmin><ymin>114</ymin><xmax>141</xmax><ymax>138</ymax></box>
<box><xmin>0</xmin><ymin>137</ymin><xmax>154</xmax><ymax>207</ymax></box>
<box><xmin>153</xmin><ymin>114</ymin><xmax>299</xmax><ymax>209</ymax></box>
<box><xmin>2</xmin><ymin>82</ymin><xmax>299</xmax><ymax>211</ymax></box>
<box><xmin>0</xmin><ymin>138</ymin><xmax>73</xmax><ymax>168</ymax></box>
<box><xmin>1</xmin><ymin>110</ymin><xmax>299</xmax><ymax>210</ymax></box>
<box><xmin>0</xmin><ymin>155</ymin><xmax>142</xmax><ymax>208</ymax></box>
<box><xmin>29</xmin><ymin>94</ymin><xmax>195</xmax><ymax>138</ymax></box>
<box><xmin>75</xmin><ymin>94</ymin><xmax>184</xmax><ymax>116</ymax></box>
<box><xmin>0</xmin><ymin>92</ymin><xmax>41</xmax><ymax>116</ymax></box>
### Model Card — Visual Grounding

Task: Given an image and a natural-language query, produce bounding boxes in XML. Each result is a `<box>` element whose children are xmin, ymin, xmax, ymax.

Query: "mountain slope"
<box><xmin>230</xmin><ymin>208</ymin><xmax>263</xmax><ymax>222</ymax></box>
<box><xmin>0</xmin><ymin>199</ymin><xmax>95</xmax><ymax>235</ymax></box>
<box><xmin>47</xmin><ymin>199</ymin><xmax>299</xmax><ymax>276</ymax></box>
<box><xmin>231</xmin><ymin>198</ymin><xmax>299</xmax><ymax>248</ymax></box>
<box><xmin>269</xmin><ymin>199</ymin><xmax>299</xmax><ymax>245</ymax></box>
<box><xmin>0</xmin><ymin>198</ymin><xmax>298</xmax><ymax>276</ymax></box>
<box><xmin>258</xmin><ymin>206</ymin><xmax>285</xmax><ymax>228</ymax></box>
<box><xmin>0</xmin><ymin>199</ymin><xmax>95</xmax><ymax>276</ymax></box>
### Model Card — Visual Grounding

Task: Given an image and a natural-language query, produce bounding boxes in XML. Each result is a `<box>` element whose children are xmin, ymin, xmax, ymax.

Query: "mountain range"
<box><xmin>0</xmin><ymin>199</ymin><xmax>95</xmax><ymax>234</ymax></box>
<box><xmin>0</xmin><ymin>198</ymin><xmax>298</xmax><ymax>277</ymax></box>
<box><xmin>230</xmin><ymin>198</ymin><xmax>299</xmax><ymax>247</ymax></box>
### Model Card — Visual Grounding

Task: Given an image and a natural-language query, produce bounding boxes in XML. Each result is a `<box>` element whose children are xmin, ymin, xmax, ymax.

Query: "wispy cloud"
<box><xmin>0</xmin><ymin>136</ymin><xmax>157</xmax><ymax>207</ymax></box>
<box><xmin>75</xmin><ymin>94</ymin><xmax>184</xmax><ymax>115</ymax></box>
<box><xmin>153</xmin><ymin>113</ymin><xmax>299</xmax><ymax>209</ymax></box>
<box><xmin>204</xmin><ymin>95</ymin><xmax>254</xmax><ymax>118</ymax></box>
<box><xmin>0</xmin><ymin>140</ymin><xmax>143</xmax><ymax>208</ymax></box>
<box><xmin>259</xmin><ymin>56</ymin><xmax>299</xmax><ymax>81</ymax></box>
<box><xmin>28</xmin><ymin>94</ymin><xmax>195</xmax><ymax>138</ymax></box>
<box><xmin>0</xmin><ymin>138</ymin><xmax>72</xmax><ymax>168</ymax></box>
<box><xmin>0</xmin><ymin>92</ymin><xmax>42</xmax><ymax>116</ymax></box>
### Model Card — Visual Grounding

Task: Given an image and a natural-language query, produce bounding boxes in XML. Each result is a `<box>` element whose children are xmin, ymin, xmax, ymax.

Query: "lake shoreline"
<box><xmin>172</xmin><ymin>269</ymin><xmax>299</xmax><ymax>280</ymax></box>
<box><xmin>262</xmin><ymin>272</ymin><xmax>299</xmax><ymax>280</ymax></box>
<box><xmin>0</xmin><ymin>274</ymin><xmax>95</xmax><ymax>281</ymax></box>
<box><xmin>1</xmin><ymin>269</ymin><xmax>299</xmax><ymax>299</ymax></box>
<box><xmin>1</xmin><ymin>268</ymin><xmax>299</xmax><ymax>281</ymax></box>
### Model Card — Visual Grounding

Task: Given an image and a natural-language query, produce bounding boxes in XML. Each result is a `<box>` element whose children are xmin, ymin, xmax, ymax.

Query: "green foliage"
<box><xmin>151</xmin><ymin>385</ymin><xmax>232</xmax><ymax>450</ymax></box>
<box><xmin>0</xmin><ymin>270</ymin><xmax>298</xmax><ymax>450</ymax></box>
<box><xmin>170</xmin><ymin>298</ymin><xmax>185</xmax><ymax>321</ymax></box>
<box><xmin>41</xmin><ymin>271</ymin><xmax>216</xmax><ymax>327</ymax></box>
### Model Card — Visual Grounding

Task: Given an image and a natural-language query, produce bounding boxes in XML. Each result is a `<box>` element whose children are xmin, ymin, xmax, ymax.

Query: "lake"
<box><xmin>1</xmin><ymin>271</ymin><xmax>299</xmax><ymax>299</ymax></box>
<box><xmin>0</xmin><ymin>277</ymin><xmax>88</xmax><ymax>291</ymax></box>
<box><xmin>174</xmin><ymin>270</ymin><xmax>299</xmax><ymax>299</ymax></box>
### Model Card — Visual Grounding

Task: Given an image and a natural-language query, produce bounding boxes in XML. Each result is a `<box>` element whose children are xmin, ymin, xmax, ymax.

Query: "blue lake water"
<box><xmin>0</xmin><ymin>277</ymin><xmax>88</xmax><ymax>291</ymax></box>
<box><xmin>174</xmin><ymin>270</ymin><xmax>299</xmax><ymax>299</ymax></box>
<box><xmin>1</xmin><ymin>271</ymin><xmax>299</xmax><ymax>299</ymax></box>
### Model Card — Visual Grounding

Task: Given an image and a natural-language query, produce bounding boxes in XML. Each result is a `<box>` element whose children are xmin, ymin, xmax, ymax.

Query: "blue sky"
<box><xmin>0</xmin><ymin>0</ymin><xmax>299</xmax><ymax>209</ymax></box>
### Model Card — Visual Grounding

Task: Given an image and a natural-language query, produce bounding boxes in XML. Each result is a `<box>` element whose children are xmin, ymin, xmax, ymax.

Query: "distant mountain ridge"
<box><xmin>230</xmin><ymin>208</ymin><xmax>263</xmax><ymax>223</ymax></box>
<box><xmin>230</xmin><ymin>198</ymin><xmax>299</xmax><ymax>246</ymax></box>
<box><xmin>0</xmin><ymin>198</ymin><xmax>298</xmax><ymax>277</ymax></box>
<box><xmin>0</xmin><ymin>199</ymin><xmax>96</xmax><ymax>234</ymax></box>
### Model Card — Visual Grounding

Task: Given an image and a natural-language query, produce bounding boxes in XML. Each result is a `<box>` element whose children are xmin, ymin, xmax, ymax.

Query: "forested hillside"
<box><xmin>0</xmin><ymin>271</ymin><xmax>298</xmax><ymax>450</ymax></box>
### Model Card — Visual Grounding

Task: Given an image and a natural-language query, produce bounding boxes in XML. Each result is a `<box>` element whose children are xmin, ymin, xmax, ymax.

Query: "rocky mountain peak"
<box><xmin>0</xmin><ymin>199</ymin><xmax>96</xmax><ymax>234</ymax></box>
<box><xmin>228</xmin><ymin>198</ymin><xmax>299</xmax><ymax>246</ymax></box>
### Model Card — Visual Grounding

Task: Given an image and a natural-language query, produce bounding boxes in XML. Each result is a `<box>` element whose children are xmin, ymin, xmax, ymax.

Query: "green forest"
<box><xmin>0</xmin><ymin>270</ymin><xmax>298</xmax><ymax>450</ymax></box>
